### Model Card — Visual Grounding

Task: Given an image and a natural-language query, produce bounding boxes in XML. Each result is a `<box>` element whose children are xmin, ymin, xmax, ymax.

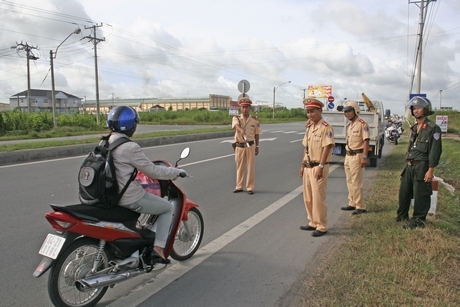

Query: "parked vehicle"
<box><xmin>385</xmin><ymin>121</ymin><xmax>404</xmax><ymax>145</ymax></box>
<box><xmin>323</xmin><ymin>93</ymin><xmax>386</xmax><ymax>167</ymax></box>
<box><xmin>33</xmin><ymin>147</ymin><xmax>203</xmax><ymax>307</ymax></box>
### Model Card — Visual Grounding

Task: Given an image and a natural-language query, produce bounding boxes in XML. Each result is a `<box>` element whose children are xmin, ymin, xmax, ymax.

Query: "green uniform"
<box><xmin>397</xmin><ymin>118</ymin><xmax>442</xmax><ymax>223</ymax></box>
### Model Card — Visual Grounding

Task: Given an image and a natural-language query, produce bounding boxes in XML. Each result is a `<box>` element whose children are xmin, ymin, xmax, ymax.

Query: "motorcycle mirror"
<box><xmin>180</xmin><ymin>147</ymin><xmax>191</xmax><ymax>159</ymax></box>
<box><xmin>175</xmin><ymin>147</ymin><xmax>191</xmax><ymax>167</ymax></box>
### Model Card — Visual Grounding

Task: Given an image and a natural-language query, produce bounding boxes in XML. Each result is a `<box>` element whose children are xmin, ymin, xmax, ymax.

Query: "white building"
<box><xmin>9</xmin><ymin>89</ymin><xmax>82</xmax><ymax>113</ymax></box>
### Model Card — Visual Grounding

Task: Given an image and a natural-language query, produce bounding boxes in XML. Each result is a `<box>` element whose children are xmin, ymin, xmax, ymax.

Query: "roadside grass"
<box><xmin>0</xmin><ymin>126</ymin><xmax>230</xmax><ymax>152</ymax></box>
<box><xmin>302</xmin><ymin>134</ymin><xmax>460</xmax><ymax>306</ymax></box>
<box><xmin>0</xmin><ymin>126</ymin><xmax>108</xmax><ymax>140</ymax></box>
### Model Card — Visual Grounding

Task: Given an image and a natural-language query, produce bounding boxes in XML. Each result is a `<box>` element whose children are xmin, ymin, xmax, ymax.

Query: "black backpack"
<box><xmin>78</xmin><ymin>136</ymin><xmax>137</xmax><ymax>209</ymax></box>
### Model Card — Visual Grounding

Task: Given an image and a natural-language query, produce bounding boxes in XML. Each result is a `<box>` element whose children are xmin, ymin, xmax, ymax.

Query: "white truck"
<box><xmin>322</xmin><ymin>94</ymin><xmax>388</xmax><ymax>167</ymax></box>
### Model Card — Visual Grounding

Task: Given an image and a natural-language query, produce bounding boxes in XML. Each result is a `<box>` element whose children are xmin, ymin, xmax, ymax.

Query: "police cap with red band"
<box><xmin>303</xmin><ymin>97</ymin><xmax>324</xmax><ymax>109</ymax></box>
<box><xmin>239</xmin><ymin>97</ymin><xmax>252</xmax><ymax>106</ymax></box>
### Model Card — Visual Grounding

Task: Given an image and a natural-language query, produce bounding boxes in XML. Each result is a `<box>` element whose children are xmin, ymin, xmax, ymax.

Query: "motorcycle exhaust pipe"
<box><xmin>75</xmin><ymin>270</ymin><xmax>144</xmax><ymax>292</ymax></box>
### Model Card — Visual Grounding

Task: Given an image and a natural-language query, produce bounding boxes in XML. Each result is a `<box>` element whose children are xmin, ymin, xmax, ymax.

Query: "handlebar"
<box><xmin>177</xmin><ymin>170</ymin><xmax>193</xmax><ymax>179</ymax></box>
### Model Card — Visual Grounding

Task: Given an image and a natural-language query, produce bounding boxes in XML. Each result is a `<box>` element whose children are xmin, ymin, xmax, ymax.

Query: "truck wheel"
<box><xmin>379</xmin><ymin>137</ymin><xmax>384</xmax><ymax>158</ymax></box>
<box><xmin>370</xmin><ymin>158</ymin><xmax>377</xmax><ymax>167</ymax></box>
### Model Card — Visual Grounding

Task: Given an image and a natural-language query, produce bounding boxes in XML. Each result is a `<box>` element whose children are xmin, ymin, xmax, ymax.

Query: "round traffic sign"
<box><xmin>327</xmin><ymin>96</ymin><xmax>335</xmax><ymax>103</ymax></box>
<box><xmin>328</xmin><ymin>102</ymin><xmax>335</xmax><ymax>110</ymax></box>
<box><xmin>238</xmin><ymin>80</ymin><xmax>250</xmax><ymax>93</ymax></box>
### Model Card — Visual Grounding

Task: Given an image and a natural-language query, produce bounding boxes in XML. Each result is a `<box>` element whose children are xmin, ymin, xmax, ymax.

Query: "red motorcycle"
<box><xmin>33</xmin><ymin>148</ymin><xmax>204</xmax><ymax>307</ymax></box>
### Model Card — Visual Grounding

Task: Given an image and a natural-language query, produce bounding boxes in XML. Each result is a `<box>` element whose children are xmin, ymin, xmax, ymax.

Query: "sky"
<box><xmin>1</xmin><ymin>0</ymin><xmax>459</xmax><ymax>115</ymax></box>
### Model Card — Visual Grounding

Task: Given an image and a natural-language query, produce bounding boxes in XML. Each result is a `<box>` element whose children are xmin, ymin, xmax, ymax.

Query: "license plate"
<box><xmin>38</xmin><ymin>234</ymin><xmax>66</xmax><ymax>259</ymax></box>
<box><xmin>332</xmin><ymin>145</ymin><xmax>342</xmax><ymax>155</ymax></box>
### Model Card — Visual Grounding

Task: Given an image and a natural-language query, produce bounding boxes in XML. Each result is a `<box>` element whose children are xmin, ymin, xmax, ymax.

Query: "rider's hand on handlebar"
<box><xmin>172</xmin><ymin>168</ymin><xmax>189</xmax><ymax>180</ymax></box>
<box><xmin>178</xmin><ymin>170</ymin><xmax>189</xmax><ymax>178</ymax></box>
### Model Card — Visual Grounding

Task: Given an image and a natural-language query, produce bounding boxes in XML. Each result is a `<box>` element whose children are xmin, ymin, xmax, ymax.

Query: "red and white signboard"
<box><xmin>436</xmin><ymin>115</ymin><xmax>448</xmax><ymax>132</ymax></box>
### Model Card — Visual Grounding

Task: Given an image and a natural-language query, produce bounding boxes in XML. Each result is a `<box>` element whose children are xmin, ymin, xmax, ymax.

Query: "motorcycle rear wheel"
<box><xmin>170</xmin><ymin>207</ymin><xmax>204</xmax><ymax>261</ymax></box>
<box><xmin>48</xmin><ymin>238</ymin><xmax>110</xmax><ymax>307</ymax></box>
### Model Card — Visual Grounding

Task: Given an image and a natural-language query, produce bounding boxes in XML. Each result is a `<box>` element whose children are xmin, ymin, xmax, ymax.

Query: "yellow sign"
<box><xmin>307</xmin><ymin>85</ymin><xmax>332</xmax><ymax>98</ymax></box>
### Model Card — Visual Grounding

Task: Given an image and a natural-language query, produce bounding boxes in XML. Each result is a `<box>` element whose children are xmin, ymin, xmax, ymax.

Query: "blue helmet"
<box><xmin>107</xmin><ymin>106</ymin><xmax>139</xmax><ymax>136</ymax></box>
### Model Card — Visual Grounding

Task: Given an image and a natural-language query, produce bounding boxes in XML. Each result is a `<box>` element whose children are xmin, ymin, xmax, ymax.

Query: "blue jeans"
<box><xmin>123</xmin><ymin>192</ymin><xmax>173</xmax><ymax>248</ymax></box>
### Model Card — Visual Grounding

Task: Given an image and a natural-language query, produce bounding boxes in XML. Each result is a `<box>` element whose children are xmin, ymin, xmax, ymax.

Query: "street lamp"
<box><xmin>50</xmin><ymin>28</ymin><xmax>81</xmax><ymax>128</ymax></box>
<box><xmin>272</xmin><ymin>81</ymin><xmax>291</xmax><ymax>119</ymax></box>
<box><xmin>439</xmin><ymin>89</ymin><xmax>442</xmax><ymax>110</ymax></box>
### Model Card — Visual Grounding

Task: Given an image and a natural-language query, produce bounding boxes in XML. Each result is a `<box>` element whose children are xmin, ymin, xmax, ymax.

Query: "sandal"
<box><xmin>151</xmin><ymin>250</ymin><xmax>171</xmax><ymax>264</ymax></box>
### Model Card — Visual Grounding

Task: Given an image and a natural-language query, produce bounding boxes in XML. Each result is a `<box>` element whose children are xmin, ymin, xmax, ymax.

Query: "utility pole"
<box><xmin>11</xmin><ymin>42</ymin><xmax>39</xmax><ymax>112</ymax></box>
<box><xmin>84</xmin><ymin>24</ymin><xmax>105</xmax><ymax>124</ymax></box>
<box><xmin>409</xmin><ymin>0</ymin><xmax>437</xmax><ymax>94</ymax></box>
<box><xmin>50</xmin><ymin>28</ymin><xmax>81</xmax><ymax>128</ymax></box>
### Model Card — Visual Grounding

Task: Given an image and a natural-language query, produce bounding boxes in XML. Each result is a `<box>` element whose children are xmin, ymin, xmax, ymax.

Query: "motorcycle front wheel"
<box><xmin>48</xmin><ymin>238</ymin><xmax>110</xmax><ymax>307</ymax></box>
<box><xmin>170</xmin><ymin>207</ymin><xmax>204</xmax><ymax>261</ymax></box>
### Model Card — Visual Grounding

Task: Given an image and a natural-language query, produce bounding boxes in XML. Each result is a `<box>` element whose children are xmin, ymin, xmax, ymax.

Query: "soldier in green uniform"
<box><xmin>396</xmin><ymin>97</ymin><xmax>442</xmax><ymax>229</ymax></box>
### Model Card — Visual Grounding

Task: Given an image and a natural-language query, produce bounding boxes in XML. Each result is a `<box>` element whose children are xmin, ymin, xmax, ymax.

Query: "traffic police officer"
<box><xmin>299</xmin><ymin>98</ymin><xmax>335</xmax><ymax>237</ymax></box>
<box><xmin>396</xmin><ymin>96</ymin><xmax>442</xmax><ymax>229</ymax></box>
<box><xmin>340</xmin><ymin>101</ymin><xmax>370</xmax><ymax>215</ymax></box>
<box><xmin>232</xmin><ymin>96</ymin><xmax>261</xmax><ymax>194</ymax></box>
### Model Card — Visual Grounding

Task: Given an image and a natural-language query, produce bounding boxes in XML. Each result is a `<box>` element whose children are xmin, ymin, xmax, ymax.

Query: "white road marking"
<box><xmin>260</xmin><ymin>138</ymin><xmax>277</xmax><ymax>142</ymax></box>
<box><xmin>220</xmin><ymin>137</ymin><xmax>277</xmax><ymax>144</ymax></box>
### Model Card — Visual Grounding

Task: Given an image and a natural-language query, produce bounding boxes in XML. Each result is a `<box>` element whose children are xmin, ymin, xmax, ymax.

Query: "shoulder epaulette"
<box><xmin>359</xmin><ymin>118</ymin><xmax>365</xmax><ymax>124</ymax></box>
<box><xmin>322</xmin><ymin>121</ymin><xmax>329</xmax><ymax>126</ymax></box>
<box><xmin>427</xmin><ymin>121</ymin><xmax>436</xmax><ymax>128</ymax></box>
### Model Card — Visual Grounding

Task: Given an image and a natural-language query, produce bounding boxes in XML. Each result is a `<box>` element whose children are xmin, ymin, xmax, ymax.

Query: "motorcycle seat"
<box><xmin>50</xmin><ymin>204</ymin><xmax>140</xmax><ymax>223</ymax></box>
<box><xmin>50</xmin><ymin>204</ymin><xmax>156</xmax><ymax>241</ymax></box>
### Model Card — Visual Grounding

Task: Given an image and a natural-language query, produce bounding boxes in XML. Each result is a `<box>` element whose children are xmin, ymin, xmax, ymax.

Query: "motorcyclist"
<box><xmin>386</xmin><ymin>118</ymin><xmax>394</xmax><ymax>128</ymax></box>
<box><xmin>106</xmin><ymin>105</ymin><xmax>186</xmax><ymax>263</ymax></box>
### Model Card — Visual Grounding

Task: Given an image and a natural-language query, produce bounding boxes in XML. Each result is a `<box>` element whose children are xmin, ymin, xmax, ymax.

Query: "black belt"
<box><xmin>235</xmin><ymin>141</ymin><xmax>255</xmax><ymax>148</ymax></box>
<box><xmin>346</xmin><ymin>149</ymin><xmax>364</xmax><ymax>156</ymax></box>
<box><xmin>302</xmin><ymin>161</ymin><xmax>329</xmax><ymax>168</ymax></box>
<box><xmin>406</xmin><ymin>160</ymin><xmax>427</xmax><ymax>166</ymax></box>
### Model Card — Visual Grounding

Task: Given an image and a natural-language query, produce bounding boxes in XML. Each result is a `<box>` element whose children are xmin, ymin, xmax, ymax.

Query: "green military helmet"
<box><xmin>409</xmin><ymin>96</ymin><xmax>434</xmax><ymax>116</ymax></box>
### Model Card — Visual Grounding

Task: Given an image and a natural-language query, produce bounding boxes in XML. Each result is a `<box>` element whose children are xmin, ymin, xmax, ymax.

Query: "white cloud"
<box><xmin>0</xmin><ymin>0</ymin><xmax>459</xmax><ymax>114</ymax></box>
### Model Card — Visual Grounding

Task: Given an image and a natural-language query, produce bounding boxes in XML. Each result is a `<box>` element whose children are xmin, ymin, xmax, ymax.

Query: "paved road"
<box><xmin>0</xmin><ymin>122</ymin><xmax>392</xmax><ymax>307</ymax></box>
<box><xmin>0</xmin><ymin>124</ymin><xmax>228</xmax><ymax>145</ymax></box>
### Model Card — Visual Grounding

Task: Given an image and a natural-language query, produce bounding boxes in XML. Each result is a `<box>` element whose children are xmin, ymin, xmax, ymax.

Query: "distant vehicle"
<box><xmin>323</xmin><ymin>93</ymin><xmax>386</xmax><ymax>167</ymax></box>
<box><xmin>385</xmin><ymin>121</ymin><xmax>404</xmax><ymax>145</ymax></box>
